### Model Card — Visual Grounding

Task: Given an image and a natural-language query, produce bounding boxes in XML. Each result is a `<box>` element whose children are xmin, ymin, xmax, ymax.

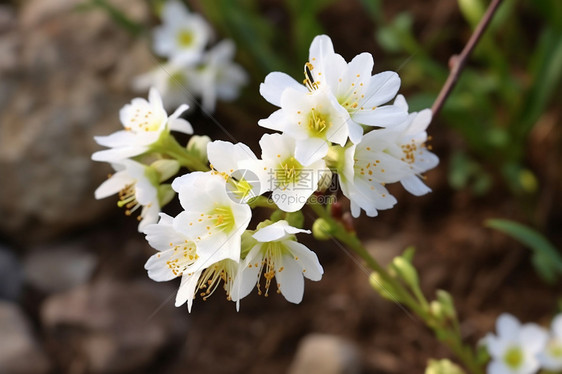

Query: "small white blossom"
<box><xmin>485</xmin><ymin>313</ymin><xmax>548</xmax><ymax>374</ymax></box>
<box><xmin>95</xmin><ymin>159</ymin><xmax>160</xmax><ymax>231</ymax></box>
<box><xmin>538</xmin><ymin>314</ymin><xmax>562</xmax><ymax>371</ymax></box>
<box><xmin>247</xmin><ymin>133</ymin><xmax>330</xmax><ymax>212</ymax></box>
<box><xmin>152</xmin><ymin>0</ymin><xmax>211</xmax><ymax>63</ymax></box>
<box><xmin>259</xmin><ymin>35</ymin><xmax>407</xmax><ymax>146</ymax></box>
<box><xmin>338</xmin><ymin>95</ymin><xmax>438</xmax><ymax>218</ymax></box>
<box><xmin>132</xmin><ymin>60</ymin><xmax>196</xmax><ymax>112</ymax></box>
<box><xmin>171</xmin><ymin>171</ymin><xmax>252</xmax><ymax>263</ymax></box>
<box><xmin>92</xmin><ymin>88</ymin><xmax>193</xmax><ymax>162</ymax></box>
<box><xmin>189</xmin><ymin>40</ymin><xmax>248</xmax><ymax>112</ymax></box>
<box><xmin>232</xmin><ymin>220</ymin><xmax>323</xmax><ymax>307</ymax></box>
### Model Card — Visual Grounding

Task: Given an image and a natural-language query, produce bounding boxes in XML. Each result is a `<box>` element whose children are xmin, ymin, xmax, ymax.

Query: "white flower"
<box><xmin>143</xmin><ymin>213</ymin><xmax>238</xmax><ymax>312</ymax></box>
<box><xmin>92</xmin><ymin>88</ymin><xmax>193</xmax><ymax>162</ymax></box>
<box><xmin>248</xmin><ymin>133</ymin><xmax>330</xmax><ymax>212</ymax></box>
<box><xmin>485</xmin><ymin>313</ymin><xmax>548</xmax><ymax>374</ymax></box>
<box><xmin>337</xmin><ymin>95</ymin><xmax>438</xmax><ymax>218</ymax></box>
<box><xmin>132</xmin><ymin>60</ymin><xmax>196</xmax><ymax>112</ymax></box>
<box><xmin>152</xmin><ymin>0</ymin><xmax>211</xmax><ymax>63</ymax></box>
<box><xmin>207</xmin><ymin>140</ymin><xmax>266</xmax><ymax>203</ymax></box>
<box><xmin>259</xmin><ymin>35</ymin><xmax>407</xmax><ymax>144</ymax></box>
<box><xmin>538</xmin><ymin>314</ymin><xmax>562</xmax><ymax>371</ymax></box>
<box><xmin>232</xmin><ymin>220</ymin><xmax>323</xmax><ymax>306</ymax></box>
<box><xmin>259</xmin><ymin>84</ymin><xmax>353</xmax><ymax>165</ymax></box>
<box><xmin>188</xmin><ymin>40</ymin><xmax>248</xmax><ymax>113</ymax></box>
<box><xmin>171</xmin><ymin>171</ymin><xmax>252</xmax><ymax>263</ymax></box>
<box><xmin>94</xmin><ymin>159</ymin><xmax>161</xmax><ymax>231</ymax></box>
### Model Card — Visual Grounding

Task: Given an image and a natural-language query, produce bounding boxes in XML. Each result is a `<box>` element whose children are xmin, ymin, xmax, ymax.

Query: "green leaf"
<box><xmin>485</xmin><ymin>219</ymin><xmax>562</xmax><ymax>284</ymax></box>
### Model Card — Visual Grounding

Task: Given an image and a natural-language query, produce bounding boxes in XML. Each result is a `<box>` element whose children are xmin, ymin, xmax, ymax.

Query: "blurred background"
<box><xmin>0</xmin><ymin>0</ymin><xmax>561</xmax><ymax>373</ymax></box>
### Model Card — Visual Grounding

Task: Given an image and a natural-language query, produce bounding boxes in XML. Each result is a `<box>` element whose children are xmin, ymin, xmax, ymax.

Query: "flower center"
<box><xmin>209</xmin><ymin>205</ymin><xmax>236</xmax><ymax>233</ymax></box>
<box><xmin>307</xmin><ymin>108</ymin><xmax>330</xmax><ymax>137</ymax></box>
<box><xmin>127</xmin><ymin>108</ymin><xmax>164</xmax><ymax>133</ymax></box>
<box><xmin>164</xmin><ymin>240</ymin><xmax>199</xmax><ymax>277</ymax></box>
<box><xmin>196</xmin><ymin>259</ymin><xmax>237</xmax><ymax>301</ymax></box>
<box><xmin>276</xmin><ymin>157</ymin><xmax>303</xmax><ymax>187</ymax></box>
<box><xmin>252</xmin><ymin>242</ymin><xmax>289</xmax><ymax>297</ymax></box>
<box><xmin>177</xmin><ymin>29</ymin><xmax>194</xmax><ymax>47</ymax></box>
<box><xmin>503</xmin><ymin>346</ymin><xmax>524</xmax><ymax>369</ymax></box>
<box><xmin>548</xmin><ymin>340</ymin><xmax>562</xmax><ymax>358</ymax></box>
<box><xmin>117</xmin><ymin>183</ymin><xmax>144</xmax><ymax>221</ymax></box>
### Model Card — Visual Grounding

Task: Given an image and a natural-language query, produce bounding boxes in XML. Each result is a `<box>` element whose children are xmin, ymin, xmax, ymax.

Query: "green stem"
<box><xmin>151</xmin><ymin>133</ymin><xmax>209</xmax><ymax>172</ymax></box>
<box><xmin>308</xmin><ymin>202</ymin><xmax>484</xmax><ymax>374</ymax></box>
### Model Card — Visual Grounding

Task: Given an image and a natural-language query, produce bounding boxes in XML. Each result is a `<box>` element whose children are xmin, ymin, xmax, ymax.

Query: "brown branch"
<box><xmin>431</xmin><ymin>0</ymin><xmax>504</xmax><ymax>118</ymax></box>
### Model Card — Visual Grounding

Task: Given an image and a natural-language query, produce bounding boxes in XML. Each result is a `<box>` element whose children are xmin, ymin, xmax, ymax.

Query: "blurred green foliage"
<box><xmin>486</xmin><ymin>218</ymin><xmax>562</xmax><ymax>284</ymax></box>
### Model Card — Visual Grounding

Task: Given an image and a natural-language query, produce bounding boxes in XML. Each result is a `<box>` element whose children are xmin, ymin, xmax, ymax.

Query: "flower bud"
<box><xmin>157</xmin><ymin>184</ymin><xmax>175</xmax><ymax>207</ymax></box>
<box><xmin>240</xmin><ymin>230</ymin><xmax>258</xmax><ymax>259</ymax></box>
<box><xmin>188</xmin><ymin>135</ymin><xmax>211</xmax><ymax>164</ymax></box>
<box><xmin>270</xmin><ymin>209</ymin><xmax>285</xmax><ymax>222</ymax></box>
<box><xmin>151</xmin><ymin>159</ymin><xmax>180</xmax><ymax>182</ymax></box>
<box><xmin>369</xmin><ymin>272</ymin><xmax>399</xmax><ymax>302</ymax></box>
<box><xmin>312</xmin><ymin>218</ymin><xmax>333</xmax><ymax>240</ymax></box>
<box><xmin>286</xmin><ymin>211</ymin><xmax>305</xmax><ymax>229</ymax></box>
<box><xmin>436</xmin><ymin>290</ymin><xmax>456</xmax><ymax>320</ymax></box>
<box><xmin>317</xmin><ymin>169</ymin><xmax>333</xmax><ymax>192</ymax></box>
<box><xmin>392</xmin><ymin>256</ymin><xmax>419</xmax><ymax>290</ymax></box>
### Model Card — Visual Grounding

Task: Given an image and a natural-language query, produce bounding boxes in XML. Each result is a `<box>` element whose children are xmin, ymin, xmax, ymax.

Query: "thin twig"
<box><xmin>431</xmin><ymin>0</ymin><xmax>504</xmax><ymax>118</ymax></box>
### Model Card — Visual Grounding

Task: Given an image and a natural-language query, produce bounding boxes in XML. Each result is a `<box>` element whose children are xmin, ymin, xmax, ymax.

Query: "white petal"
<box><xmin>352</xmin><ymin>105</ymin><xmax>408</xmax><ymax>127</ymax></box>
<box><xmin>94</xmin><ymin>131</ymin><xmax>136</xmax><ymax>148</ymax></box>
<box><xmin>394</xmin><ymin>94</ymin><xmax>408</xmax><ymax>111</ymax></box>
<box><xmin>363</xmin><ymin>71</ymin><xmax>401</xmax><ymax>107</ymax></box>
<box><xmin>520</xmin><ymin>324</ymin><xmax>548</xmax><ymax>353</ymax></box>
<box><xmin>257</xmin><ymin>108</ymin><xmax>288</xmax><ymax>132</ymax></box>
<box><xmin>138</xmin><ymin>202</ymin><xmax>160</xmax><ymax>232</ymax></box>
<box><xmin>253</xmin><ymin>220</ymin><xmax>309</xmax><ymax>242</ymax></box>
<box><xmin>486</xmin><ymin>359</ymin><xmax>512</xmax><ymax>374</ymax></box>
<box><xmin>148</xmin><ymin>87</ymin><xmax>165</xmax><ymax>114</ymax></box>
<box><xmin>168</xmin><ymin>118</ymin><xmax>193</xmax><ymax>134</ymax></box>
<box><xmin>276</xmin><ymin>255</ymin><xmax>304</xmax><ymax>303</ymax></box>
<box><xmin>91</xmin><ymin>146</ymin><xmax>147</xmax><ymax>162</ymax></box>
<box><xmin>260</xmin><ymin>72</ymin><xmax>306</xmax><ymax>107</ymax></box>
<box><xmin>294</xmin><ymin>138</ymin><xmax>329</xmax><ymax>166</ymax></box>
<box><xmin>553</xmin><ymin>314</ymin><xmax>562</xmax><ymax>338</ymax></box>
<box><xmin>400</xmin><ymin>175</ymin><xmax>431</xmax><ymax>196</ymax></box>
<box><xmin>259</xmin><ymin>133</ymin><xmax>294</xmax><ymax>160</ymax></box>
<box><xmin>207</xmin><ymin>140</ymin><xmax>257</xmax><ymax>173</ymax></box>
<box><xmin>176</xmin><ymin>271</ymin><xmax>202</xmax><ymax>312</ymax></box>
<box><xmin>232</xmin><ymin>245</ymin><xmax>263</xmax><ymax>302</ymax></box>
<box><xmin>497</xmin><ymin>313</ymin><xmax>521</xmax><ymax>340</ymax></box>
<box><xmin>144</xmin><ymin>249</ymin><xmax>179</xmax><ymax>282</ymax></box>
<box><xmin>284</xmin><ymin>241</ymin><xmax>323</xmax><ymax>281</ymax></box>
<box><xmin>94</xmin><ymin>171</ymin><xmax>133</xmax><ymax>199</ymax></box>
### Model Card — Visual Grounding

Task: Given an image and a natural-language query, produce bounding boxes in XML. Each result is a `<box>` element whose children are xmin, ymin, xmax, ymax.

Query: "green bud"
<box><xmin>458</xmin><ymin>0</ymin><xmax>485</xmax><ymax>28</ymax></box>
<box><xmin>312</xmin><ymin>218</ymin><xmax>333</xmax><ymax>240</ymax></box>
<box><xmin>392</xmin><ymin>256</ymin><xmax>419</xmax><ymax>290</ymax></box>
<box><xmin>240</xmin><ymin>230</ymin><xmax>258</xmax><ymax>259</ymax></box>
<box><xmin>270</xmin><ymin>210</ymin><xmax>285</xmax><ymax>222</ymax></box>
<box><xmin>256</xmin><ymin>219</ymin><xmax>274</xmax><ymax>231</ymax></box>
<box><xmin>151</xmin><ymin>159</ymin><xmax>180</xmax><ymax>182</ymax></box>
<box><xmin>325</xmin><ymin>145</ymin><xmax>345</xmax><ymax>171</ymax></box>
<box><xmin>429</xmin><ymin>300</ymin><xmax>445</xmax><ymax>321</ymax></box>
<box><xmin>369</xmin><ymin>272</ymin><xmax>400</xmax><ymax>302</ymax></box>
<box><xmin>157</xmin><ymin>184</ymin><xmax>175</xmax><ymax>207</ymax></box>
<box><xmin>286</xmin><ymin>211</ymin><xmax>305</xmax><ymax>229</ymax></box>
<box><xmin>436</xmin><ymin>290</ymin><xmax>456</xmax><ymax>320</ymax></box>
<box><xmin>317</xmin><ymin>169</ymin><xmax>333</xmax><ymax>192</ymax></box>
<box><xmin>187</xmin><ymin>135</ymin><xmax>211</xmax><ymax>165</ymax></box>
<box><xmin>425</xmin><ymin>359</ymin><xmax>465</xmax><ymax>374</ymax></box>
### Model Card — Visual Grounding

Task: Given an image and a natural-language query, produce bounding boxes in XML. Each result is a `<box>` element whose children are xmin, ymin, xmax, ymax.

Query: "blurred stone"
<box><xmin>288</xmin><ymin>333</ymin><xmax>360</xmax><ymax>374</ymax></box>
<box><xmin>0</xmin><ymin>245</ymin><xmax>24</xmax><ymax>300</ymax></box>
<box><xmin>41</xmin><ymin>278</ymin><xmax>188</xmax><ymax>373</ymax></box>
<box><xmin>23</xmin><ymin>243</ymin><xmax>97</xmax><ymax>293</ymax></box>
<box><xmin>0</xmin><ymin>0</ymin><xmax>154</xmax><ymax>243</ymax></box>
<box><xmin>0</xmin><ymin>301</ymin><xmax>51</xmax><ymax>374</ymax></box>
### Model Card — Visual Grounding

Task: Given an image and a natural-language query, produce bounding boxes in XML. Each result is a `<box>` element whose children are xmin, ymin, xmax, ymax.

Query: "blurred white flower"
<box><xmin>94</xmin><ymin>159</ymin><xmax>161</xmax><ymax>231</ymax></box>
<box><xmin>259</xmin><ymin>34</ymin><xmax>407</xmax><ymax>143</ymax></box>
<box><xmin>538</xmin><ymin>314</ymin><xmax>562</xmax><ymax>371</ymax></box>
<box><xmin>189</xmin><ymin>40</ymin><xmax>248</xmax><ymax>113</ymax></box>
<box><xmin>232</xmin><ymin>220</ymin><xmax>323</xmax><ymax>306</ymax></box>
<box><xmin>152</xmin><ymin>0</ymin><xmax>211</xmax><ymax>63</ymax></box>
<box><xmin>92</xmin><ymin>88</ymin><xmax>192</xmax><ymax>162</ymax></box>
<box><xmin>247</xmin><ymin>133</ymin><xmax>330</xmax><ymax>212</ymax></box>
<box><xmin>485</xmin><ymin>313</ymin><xmax>548</xmax><ymax>374</ymax></box>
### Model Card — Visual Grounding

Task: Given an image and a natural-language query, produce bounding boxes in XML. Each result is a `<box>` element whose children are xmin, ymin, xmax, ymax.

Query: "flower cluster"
<box><xmin>93</xmin><ymin>33</ymin><xmax>438</xmax><ymax>312</ymax></box>
<box><xmin>484</xmin><ymin>313</ymin><xmax>562</xmax><ymax>374</ymax></box>
<box><xmin>133</xmin><ymin>0</ymin><xmax>248</xmax><ymax>112</ymax></box>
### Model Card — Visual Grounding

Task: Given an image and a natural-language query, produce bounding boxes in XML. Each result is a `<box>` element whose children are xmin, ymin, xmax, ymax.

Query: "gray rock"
<box><xmin>41</xmin><ymin>278</ymin><xmax>188</xmax><ymax>373</ymax></box>
<box><xmin>23</xmin><ymin>242</ymin><xmax>97</xmax><ymax>293</ymax></box>
<box><xmin>0</xmin><ymin>0</ymin><xmax>154</xmax><ymax>243</ymax></box>
<box><xmin>0</xmin><ymin>245</ymin><xmax>23</xmax><ymax>300</ymax></box>
<box><xmin>0</xmin><ymin>301</ymin><xmax>51</xmax><ymax>374</ymax></box>
<box><xmin>288</xmin><ymin>333</ymin><xmax>361</xmax><ymax>374</ymax></box>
